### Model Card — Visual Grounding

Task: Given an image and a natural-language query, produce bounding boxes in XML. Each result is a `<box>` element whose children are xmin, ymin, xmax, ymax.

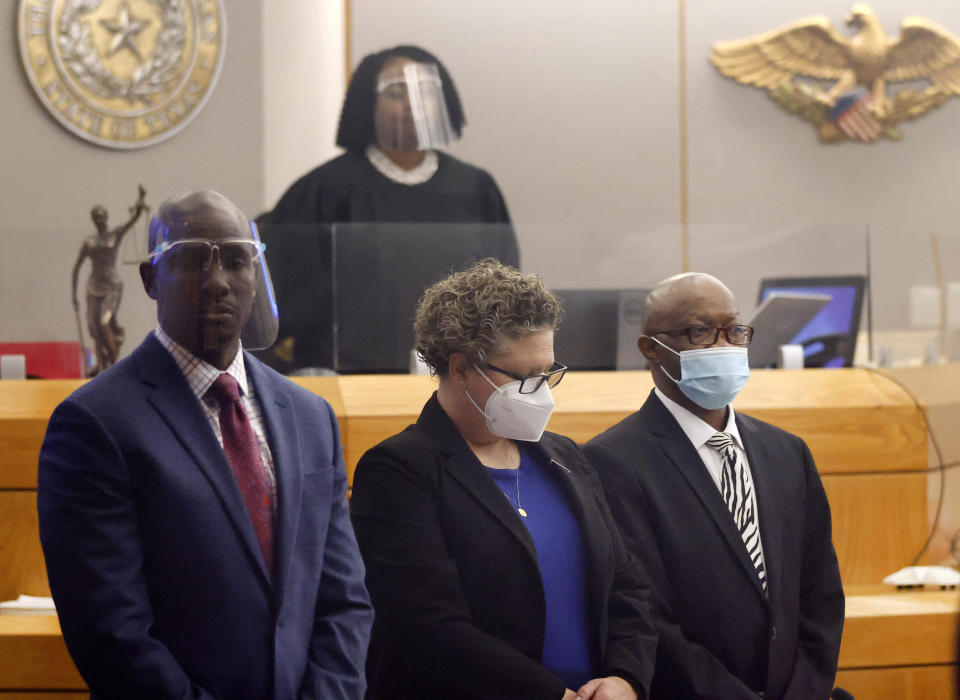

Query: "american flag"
<box><xmin>829</xmin><ymin>88</ymin><xmax>882</xmax><ymax>142</ymax></box>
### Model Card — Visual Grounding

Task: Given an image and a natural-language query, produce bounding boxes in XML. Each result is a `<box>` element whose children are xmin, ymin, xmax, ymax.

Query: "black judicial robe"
<box><xmin>261</xmin><ymin>150</ymin><xmax>511</xmax><ymax>225</ymax></box>
<box><xmin>255</xmin><ymin>150</ymin><xmax>518</xmax><ymax>373</ymax></box>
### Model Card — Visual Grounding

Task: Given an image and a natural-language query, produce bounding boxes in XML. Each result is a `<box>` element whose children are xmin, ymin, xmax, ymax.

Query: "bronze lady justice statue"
<box><xmin>72</xmin><ymin>185</ymin><xmax>148</xmax><ymax>375</ymax></box>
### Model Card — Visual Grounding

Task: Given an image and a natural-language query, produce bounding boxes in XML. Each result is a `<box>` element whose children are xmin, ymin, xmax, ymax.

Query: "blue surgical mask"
<box><xmin>651</xmin><ymin>337</ymin><xmax>749</xmax><ymax>410</ymax></box>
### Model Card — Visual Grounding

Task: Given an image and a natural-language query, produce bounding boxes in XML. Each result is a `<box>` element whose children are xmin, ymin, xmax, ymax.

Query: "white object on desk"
<box><xmin>0</xmin><ymin>354</ymin><xmax>26</xmax><ymax>380</ymax></box>
<box><xmin>0</xmin><ymin>594</ymin><xmax>57</xmax><ymax>615</ymax></box>
<box><xmin>883</xmin><ymin>565</ymin><xmax>960</xmax><ymax>588</ymax></box>
<box><xmin>777</xmin><ymin>344</ymin><xmax>804</xmax><ymax>369</ymax></box>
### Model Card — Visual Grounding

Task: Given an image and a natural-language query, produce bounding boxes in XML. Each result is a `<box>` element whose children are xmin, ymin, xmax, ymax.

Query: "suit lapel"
<box><xmin>644</xmin><ymin>394</ymin><xmax>767</xmax><ymax>601</ymax></box>
<box><xmin>443</xmin><ymin>450</ymin><xmax>540</xmax><ymax>566</ymax></box>
<box><xmin>738</xmin><ymin>414</ymin><xmax>783</xmax><ymax>606</ymax></box>
<box><xmin>135</xmin><ymin>337</ymin><xmax>272</xmax><ymax>587</ymax></box>
<box><xmin>535</xmin><ymin>444</ymin><xmax>609</xmax><ymax>635</ymax></box>
<box><xmin>247</xmin><ymin>357</ymin><xmax>300</xmax><ymax>602</ymax></box>
<box><xmin>419</xmin><ymin>395</ymin><xmax>539</xmax><ymax>566</ymax></box>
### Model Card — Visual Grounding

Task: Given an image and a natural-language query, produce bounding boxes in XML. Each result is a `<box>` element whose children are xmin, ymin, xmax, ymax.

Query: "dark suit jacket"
<box><xmin>38</xmin><ymin>335</ymin><xmax>373</xmax><ymax>700</ymax></box>
<box><xmin>583</xmin><ymin>391</ymin><xmax>844</xmax><ymax>700</ymax></box>
<box><xmin>350</xmin><ymin>393</ymin><xmax>657</xmax><ymax>700</ymax></box>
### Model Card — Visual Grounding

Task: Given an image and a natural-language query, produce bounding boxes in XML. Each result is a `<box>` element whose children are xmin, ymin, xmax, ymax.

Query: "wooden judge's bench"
<box><xmin>1</xmin><ymin>367</ymin><xmax>958</xmax><ymax>698</ymax></box>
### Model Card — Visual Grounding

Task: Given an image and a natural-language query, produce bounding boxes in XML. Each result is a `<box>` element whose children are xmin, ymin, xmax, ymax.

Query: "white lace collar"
<box><xmin>365</xmin><ymin>145</ymin><xmax>439</xmax><ymax>186</ymax></box>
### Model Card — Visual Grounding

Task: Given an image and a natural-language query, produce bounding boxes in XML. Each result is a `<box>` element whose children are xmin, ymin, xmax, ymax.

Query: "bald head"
<box><xmin>643</xmin><ymin>273</ymin><xmax>739</xmax><ymax>335</ymax></box>
<box><xmin>639</xmin><ymin>273</ymin><xmax>745</xmax><ymax>424</ymax></box>
<box><xmin>149</xmin><ymin>190</ymin><xmax>249</xmax><ymax>251</ymax></box>
<box><xmin>140</xmin><ymin>190</ymin><xmax>258</xmax><ymax>370</ymax></box>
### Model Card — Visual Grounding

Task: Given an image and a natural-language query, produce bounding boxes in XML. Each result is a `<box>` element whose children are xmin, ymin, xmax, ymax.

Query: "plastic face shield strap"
<box><xmin>239</xmin><ymin>222</ymin><xmax>279</xmax><ymax>350</ymax></box>
<box><xmin>376</xmin><ymin>62</ymin><xmax>455</xmax><ymax>151</ymax></box>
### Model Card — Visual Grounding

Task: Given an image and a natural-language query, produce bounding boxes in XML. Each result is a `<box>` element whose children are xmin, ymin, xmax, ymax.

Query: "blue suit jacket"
<box><xmin>38</xmin><ymin>335</ymin><xmax>373</xmax><ymax>699</ymax></box>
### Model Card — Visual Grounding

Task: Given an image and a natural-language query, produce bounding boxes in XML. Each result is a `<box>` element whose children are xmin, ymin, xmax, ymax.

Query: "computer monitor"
<box><xmin>553</xmin><ymin>289</ymin><xmax>649</xmax><ymax>371</ymax></box>
<box><xmin>756</xmin><ymin>275</ymin><xmax>866</xmax><ymax>368</ymax></box>
<box><xmin>747</xmin><ymin>292</ymin><xmax>831</xmax><ymax>369</ymax></box>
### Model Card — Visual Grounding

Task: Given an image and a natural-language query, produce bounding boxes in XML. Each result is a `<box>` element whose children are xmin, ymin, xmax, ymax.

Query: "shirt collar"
<box><xmin>654</xmin><ymin>387</ymin><xmax>743</xmax><ymax>450</ymax></box>
<box><xmin>153</xmin><ymin>326</ymin><xmax>248</xmax><ymax>400</ymax></box>
<box><xmin>365</xmin><ymin>144</ymin><xmax>439</xmax><ymax>185</ymax></box>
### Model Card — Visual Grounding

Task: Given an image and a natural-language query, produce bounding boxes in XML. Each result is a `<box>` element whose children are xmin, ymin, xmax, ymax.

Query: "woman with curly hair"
<box><xmin>350</xmin><ymin>260</ymin><xmax>656</xmax><ymax>700</ymax></box>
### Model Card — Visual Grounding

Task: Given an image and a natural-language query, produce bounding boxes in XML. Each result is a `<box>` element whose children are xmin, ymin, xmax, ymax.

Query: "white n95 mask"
<box><xmin>465</xmin><ymin>366</ymin><xmax>555</xmax><ymax>442</ymax></box>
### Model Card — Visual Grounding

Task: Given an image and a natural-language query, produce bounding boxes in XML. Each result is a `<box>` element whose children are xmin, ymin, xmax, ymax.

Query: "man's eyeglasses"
<box><xmin>149</xmin><ymin>238</ymin><xmax>265</xmax><ymax>274</ymax></box>
<box><xmin>484</xmin><ymin>361</ymin><xmax>567</xmax><ymax>394</ymax></box>
<box><xmin>649</xmin><ymin>325</ymin><xmax>754</xmax><ymax>346</ymax></box>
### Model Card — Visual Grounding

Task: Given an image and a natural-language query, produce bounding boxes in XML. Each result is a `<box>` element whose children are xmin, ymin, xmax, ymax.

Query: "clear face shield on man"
<box><xmin>147</xmin><ymin>220</ymin><xmax>279</xmax><ymax>351</ymax></box>
<box><xmin>375</xmin><ymin>62</ymin><xmax>456</xmax><ymax>151</ymax></box>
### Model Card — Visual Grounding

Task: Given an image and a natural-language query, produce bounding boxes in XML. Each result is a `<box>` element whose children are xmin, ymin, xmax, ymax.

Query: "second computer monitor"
<box><xmin>756</xmin><ymin>275</ymin><xmax>866</xmax><ymax>368</ymax></box>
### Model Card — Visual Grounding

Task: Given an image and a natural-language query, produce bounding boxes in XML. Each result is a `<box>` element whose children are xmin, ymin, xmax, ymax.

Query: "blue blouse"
<box><xmin>484</xmin><ymin>445</ymin><xmax>593</xmax><ymax>690</ymax></box>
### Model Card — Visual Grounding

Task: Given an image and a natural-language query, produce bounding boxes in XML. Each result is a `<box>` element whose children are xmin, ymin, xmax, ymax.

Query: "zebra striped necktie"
<box><xmin>706</xmin><ymin>431</ymin><xmax>767</xmax><ymax>593</ymax></box>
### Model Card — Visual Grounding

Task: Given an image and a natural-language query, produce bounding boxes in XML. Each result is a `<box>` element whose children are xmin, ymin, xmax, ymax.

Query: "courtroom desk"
<box><xmin>296</xmin><ymin>368</ymin><xmax>933</xmax><ymax>586</ymax></box>
<box><xmin>1</xmin><ymin>585</ymin><xmax>954</xmax><ymax>698</ymax></box>
<box><xmin>836</xmin><ymin>585</ymin><xmax>959</xmax><ymax>699</ymax></box>
<box><xmin>0</xmin><ymin>615</ymin><xmax>84</xmax><ymax>694</ymax></box>
<box><xmin>2</xmin><ymin>368</ymin><xmax>951</xmax><ymax>694</ymax></box>
<box><xmin>0</xmin><ymin>367</ymin><xmax>942</xmax><ymax>601</ymax></box>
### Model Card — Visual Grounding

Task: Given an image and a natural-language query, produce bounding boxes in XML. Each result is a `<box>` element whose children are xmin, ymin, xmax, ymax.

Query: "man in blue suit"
<box><xmin>38</xmin><ymin>190</ymin><xmax>373</xmax><ymax>699</ymax></box>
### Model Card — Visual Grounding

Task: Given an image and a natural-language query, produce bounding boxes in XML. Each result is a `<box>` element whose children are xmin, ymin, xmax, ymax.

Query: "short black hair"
<box><xmin>336</xmin><ymin>45</ymin><xmax>466</xmax><ymax>152</ymax></box>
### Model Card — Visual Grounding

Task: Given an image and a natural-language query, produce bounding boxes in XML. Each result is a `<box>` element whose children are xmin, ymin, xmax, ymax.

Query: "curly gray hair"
<box><xmin>414</xmin><ymin>259</ymin><xmax>563</xmax><ymax>376</ymax></box>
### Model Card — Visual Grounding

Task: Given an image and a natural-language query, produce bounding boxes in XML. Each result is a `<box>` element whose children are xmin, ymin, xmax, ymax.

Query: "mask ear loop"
<box><xmin>649</xmin><ymin>336</ymin><xmax>683</xmax><ymax>382</ymax></box>
<box><xmin>464</xmin><ymin>365</ymin><xmax>501</xmax><ymax>419</ymax></box>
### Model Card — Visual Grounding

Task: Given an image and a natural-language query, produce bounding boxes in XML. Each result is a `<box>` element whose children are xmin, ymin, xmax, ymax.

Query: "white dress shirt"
<box><xmin>654</xmin><ymin>387</ymin><xmax>765</xmax><ymax>567</ymax></box>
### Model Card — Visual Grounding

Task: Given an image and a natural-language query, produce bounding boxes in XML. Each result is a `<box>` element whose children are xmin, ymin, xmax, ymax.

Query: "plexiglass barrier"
<box><xmin>251</xmin><ymin>221</ymin><xmax>960</xmax><ymax>373</ymax></box>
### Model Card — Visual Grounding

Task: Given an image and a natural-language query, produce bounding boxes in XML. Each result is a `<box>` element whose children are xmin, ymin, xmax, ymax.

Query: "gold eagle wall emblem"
<box><xmin>710</xmin><ymin>4</ymin><xmax>960</xmax><ymax>143</ymax></box>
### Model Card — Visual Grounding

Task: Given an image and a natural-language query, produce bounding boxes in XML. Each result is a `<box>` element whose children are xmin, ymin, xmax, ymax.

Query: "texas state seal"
<box><xmin>18</xmin><ymin>0</ymin><xmax>226</xmax><ymax>149</ymax></box>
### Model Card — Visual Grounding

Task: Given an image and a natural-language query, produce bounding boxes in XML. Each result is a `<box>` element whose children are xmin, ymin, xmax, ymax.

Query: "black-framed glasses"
<box><xmin>649</xmin><ymin>324</ymin><xmax>754</xmax><ymax>346</ymax></box>
<box><xmin>483</xmin><ymin>361</ymin><xmax>567</xmax><ymax>394</ymax></box>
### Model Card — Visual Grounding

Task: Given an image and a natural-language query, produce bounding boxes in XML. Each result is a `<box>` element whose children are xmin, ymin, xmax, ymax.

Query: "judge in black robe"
<box><xmin>261</xmin><ymin>44</ymin><xmax>513</xmax><ymax>230</ymax></box>
<box><xmin>258</xmin><ymin>45</ymin><xmax>517</xmax><ymax>373</ymax></box>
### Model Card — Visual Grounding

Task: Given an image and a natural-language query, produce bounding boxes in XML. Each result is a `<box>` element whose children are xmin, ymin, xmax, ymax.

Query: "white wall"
<box><xmin>350</xmin><ymin>0</ymin><xmax>960</xmax><ymax>328</ymax></box>
<box><xmin>687</xmin><ymin>0</ymin><xmax>960</xmax><ymax>327</ymax></box>
<box><xmin>262</xmin><ymin>0</ymin><xmax>346</xmax><ymax>213</ymax></box>
<box><xmin>5</xmin><ymin>1</ymin><xmax>960</xmax><ymax>356</ymax></box>
<box><xmin>1</xmin><ymin>2</ymin><xmax>265</xmax><ymax>352</ymax></box>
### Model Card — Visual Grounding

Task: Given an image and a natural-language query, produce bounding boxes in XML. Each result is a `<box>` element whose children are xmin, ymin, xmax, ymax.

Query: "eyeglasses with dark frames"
<box><xmin>483</xmin><ymin>361</ymin><xmax>567</xmax><ymax>394</ymax></box>
<box><xmin>649</xmin><ymin>325</ymin><xmax>754</xmax><ymax>346</ymax></box>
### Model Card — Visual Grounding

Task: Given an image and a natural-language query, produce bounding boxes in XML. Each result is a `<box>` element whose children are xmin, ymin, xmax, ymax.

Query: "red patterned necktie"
<box><xmin>210</xmin><ymin>374</ymin><xmax>273</xmax><ymax>575</ymax></box>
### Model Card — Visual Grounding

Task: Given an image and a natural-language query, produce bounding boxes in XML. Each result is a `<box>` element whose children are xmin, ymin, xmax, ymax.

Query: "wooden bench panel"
<box><xmin>0</xmin><ymin>492</ymin><xmax>49</xmax><ymax>602</ymax></box>
<box><xmin>840</xmin><ymin>587</ymin><xmax>960</xmax><ymax>668</ymax></box>
<box><xmin>835</xmin><ymin>665</ymin><xmax>958</xmax><ymax>700</ymax></box>
<box><xmin>0</xmin><ymin>694</ymin><xmax>88</xmax><ymax>698</ymax></box>
<box><xmin>823</xmin><ymin>473</ymin><xmax>929</xmax><ymax>586</ymax></box>
<box><xmin>0</xmin><ymin>616</ymin><xmax>84</xmax><ymax>690</ymax></box>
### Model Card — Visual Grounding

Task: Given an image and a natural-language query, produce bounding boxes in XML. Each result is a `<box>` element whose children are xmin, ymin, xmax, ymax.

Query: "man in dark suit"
<box><xmin>38</xmin><ymin>190</ymin><xmax>373</xmax><ymax>699</ymax></box>
<box><xmin>584</xmin><ymin>272</ymin><xmax>844</xmax><ymax>700</ymax></box>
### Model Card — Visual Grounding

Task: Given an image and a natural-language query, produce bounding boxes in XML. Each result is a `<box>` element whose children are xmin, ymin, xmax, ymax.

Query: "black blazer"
<box><xmin>583</xmin><ymin>391</ymin><xmax>844</xmax><ymax>700</ymax></box>
<box><xmin>350</xmin><ymin>393</ymin><xmax>657</xmax><ymax>700</ymax></box>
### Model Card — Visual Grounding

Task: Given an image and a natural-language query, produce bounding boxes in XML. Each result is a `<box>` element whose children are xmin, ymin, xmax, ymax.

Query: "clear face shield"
<box><xmin>147</xmin><ymin>220</ymin><xmax>279</xmax><ymax>351</ymax></box>
<box><xmin>375</xmin><ymin>62</ymin><xmax>456</xmax><ymax>151</ymax></box>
